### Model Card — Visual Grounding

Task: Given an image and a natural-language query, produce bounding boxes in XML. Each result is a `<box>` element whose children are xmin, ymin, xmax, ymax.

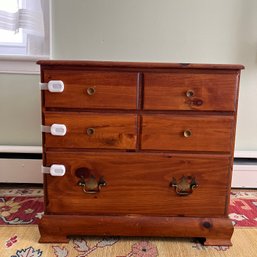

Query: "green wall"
<box><xmin>51</xmin><ymin>0</ymin><xmax>257</xmax><ymax>151</ymax></box>
<box><xmin>1</xmin><ymin>0</ymin><xmax>257</xmax><ymax>150</ymax></box>
<box><xmin>0</xmin><ymin>74</ymin><xmax>41</xmax><ymax>145</ymax></box>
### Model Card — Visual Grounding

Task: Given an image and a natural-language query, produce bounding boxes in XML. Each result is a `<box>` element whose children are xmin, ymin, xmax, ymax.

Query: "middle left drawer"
<box><xmin>43</xmin><ymin>112</ymin><xmax>137</xmax><ymax>150</ymax></box>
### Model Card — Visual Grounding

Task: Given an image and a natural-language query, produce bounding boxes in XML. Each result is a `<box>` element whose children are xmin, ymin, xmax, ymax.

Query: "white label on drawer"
<box><xmin>50</xmin><ymin>124</ymin><xmax>67</xmax><ymax>136</ymax></box>
<box><xmin>41</xmin><ymin>165</ymin><xmax>66</xmax><ymax>176</ymax></box>
<box><xmin>48</xmin><ymin>80</ymin><xmax>64</xmax><ymax>92</ymax></box>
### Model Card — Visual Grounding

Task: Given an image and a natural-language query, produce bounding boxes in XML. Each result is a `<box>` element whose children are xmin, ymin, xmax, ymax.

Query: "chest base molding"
<box><xmin>38</xmin><ymin>214</ymin><xmax>233</xmax><ymax>246</ymax></box>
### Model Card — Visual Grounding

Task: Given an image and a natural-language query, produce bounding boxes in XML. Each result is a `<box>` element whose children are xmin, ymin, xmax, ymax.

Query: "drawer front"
<box><xmin>141</xmin><ymin>115</ymin><xmax>233</xmax><ymax>152</ymax></box>
<box><xmin>45</xmin><ymin>152</ymin><xmax>229</xmax><ymax>217</ymax></box>
<box><xmin>43</xmin><ymin>70</ymin><xmax>137</xmax><ymax>109</ymax></box>
<box><xmin>44</xmin><ymin>112</ymin><xmax>137</xmax><ymax>149</ymax></box>
<box><xmin>143</xmin><ymin>72</ymin><xmax>238</xmax><ymax>111</ymax></box>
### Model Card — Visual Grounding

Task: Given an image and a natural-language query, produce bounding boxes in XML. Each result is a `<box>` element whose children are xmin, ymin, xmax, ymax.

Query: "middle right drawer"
<box><xmin>141</xmin><ymin>114</ymin><xmax>233</xmax><ymax>152</ymax></box>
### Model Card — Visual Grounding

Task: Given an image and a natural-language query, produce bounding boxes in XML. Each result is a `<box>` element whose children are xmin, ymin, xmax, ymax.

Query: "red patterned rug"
<box><xmin>0</xmin><ymin>188</ymin><xmax>257</xmax><ymax>227</ymax></box>
<box><xmin>229</xmin><ymin>190</ymin><xmax>257</xmax><ymax>226</ymax></box>
<box><xmin>0</xmin><ymin>188</ymin><xmax>43</xmax><ymax>225</ymax></box>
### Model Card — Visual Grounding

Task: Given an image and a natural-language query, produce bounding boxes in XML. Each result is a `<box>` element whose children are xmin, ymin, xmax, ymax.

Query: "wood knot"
<box><xmin>202</xmin><ymin>221</ymin><xmax>212</xmax><ymax>229</ymax></box>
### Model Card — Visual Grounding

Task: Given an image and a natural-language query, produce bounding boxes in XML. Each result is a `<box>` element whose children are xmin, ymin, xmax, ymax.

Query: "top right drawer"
<box><xmin>143</xmin><ymin>72</ymin><xmax>239</xmax><ymax>111</ymax></box>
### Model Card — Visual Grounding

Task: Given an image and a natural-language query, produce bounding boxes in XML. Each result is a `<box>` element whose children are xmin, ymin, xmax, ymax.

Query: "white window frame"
<box><xmin>0</xmin><ymin>0</ymin><xmax>51</xmax><ymax>74</ymax></box>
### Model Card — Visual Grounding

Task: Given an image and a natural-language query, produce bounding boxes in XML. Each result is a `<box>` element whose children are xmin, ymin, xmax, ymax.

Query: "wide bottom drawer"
<box><xmin>45</xmin><ymin>152</ymin><xmax>231</xmax><ymax>217</ymax></box>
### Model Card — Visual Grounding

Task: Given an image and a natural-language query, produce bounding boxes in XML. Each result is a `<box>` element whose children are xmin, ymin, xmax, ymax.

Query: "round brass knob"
<box><xmin>86</xmin><ymin>128</ymin><xmax>95</xmax><ymax>136</ymax></box>
<box><xmin>183</xmin><ymin>130</ymin><xmax>192</xmax><ymax>138</ymax></box>
<box><xmin>185</xmin><ymin>90</ymin><xmax>194</xmax><ymax>98</ymax></box>
<box><xmin>87</xmin><ymin>87</ymin><xmax>96</xmax><ymax>96</ymax></box>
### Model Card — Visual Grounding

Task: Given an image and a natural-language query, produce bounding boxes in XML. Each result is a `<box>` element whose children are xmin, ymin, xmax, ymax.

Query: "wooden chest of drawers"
<box><xmin>38</xmin><ymin>60</ymin><xmax>244</xmax><ymax>246</ymax></box>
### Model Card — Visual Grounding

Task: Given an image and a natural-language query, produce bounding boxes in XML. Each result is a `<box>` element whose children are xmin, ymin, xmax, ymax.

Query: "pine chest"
<box><xmin>38</xmin><ymin>60</ymin><xmax>243</xmax><ymax>245</ymax></box>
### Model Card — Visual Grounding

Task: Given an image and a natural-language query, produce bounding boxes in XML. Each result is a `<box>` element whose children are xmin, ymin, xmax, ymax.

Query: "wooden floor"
<box><xmin>0</xmin><ymin>226</ymin><xmax>256</xmax><ymax>257</ymax></box>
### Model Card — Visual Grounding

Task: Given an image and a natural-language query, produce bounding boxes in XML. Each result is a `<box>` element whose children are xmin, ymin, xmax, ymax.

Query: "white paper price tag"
<box><xmin>50</xmin><ymin>124</ymin><xmax>67</xmax><ymax>136</ymax></box>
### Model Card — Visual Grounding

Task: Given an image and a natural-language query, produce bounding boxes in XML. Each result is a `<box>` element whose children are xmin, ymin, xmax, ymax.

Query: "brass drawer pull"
<box><xmin>185</xmin><ymin>89</ymin><xmax>194</xmax><ymax>98</ymax></box>
<box><xmin>183</xmin><ymin>130</ymin><xmax>192</xmax><ymax>138</ymax></box>
<box><xmin>86</xmin><ymin>127</ymin><xmax>95</xmax><ymax>136</ymax></box>
<box><xmin>87</xmin><ymin>87</ymin><xmax>96</xmax><ymax>96</ymax></box>
<box><xmin>170</xmin><ymin>176</ymin><xmax>198</xmax><ymax>196</ymax></box>
<box><xmin>75</xmin><ymin>167</ymin><xmax>107</xmax><ymax>194</ymax></box>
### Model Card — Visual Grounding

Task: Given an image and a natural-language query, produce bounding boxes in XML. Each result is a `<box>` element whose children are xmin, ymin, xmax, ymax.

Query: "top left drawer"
<box><xmin>42</xmin><ymin>70</ymin><xmax>138</xmax><ymax>109</ymax></box>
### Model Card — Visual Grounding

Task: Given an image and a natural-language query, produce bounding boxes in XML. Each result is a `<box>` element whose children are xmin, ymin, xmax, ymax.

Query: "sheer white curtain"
<box><xmin>0</xmin><ymin>0</ymin><xmax>48</xmax><ymax>56</ymax></box>
<box><xmin>0</xmin><ymin>0</ymin><xmax>44</xmax><ymax>36</ymax></box>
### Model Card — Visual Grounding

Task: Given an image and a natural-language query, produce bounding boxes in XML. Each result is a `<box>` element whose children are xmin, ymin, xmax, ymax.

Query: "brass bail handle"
<box><xmin>75</xmin><ymin>167</ymin><xmax>106</xmax><ymax>194</ymax></box>
<box><xmin>170</xmin><ymin>176</ymin><xmax>198</xmax><ymax>196</ymax></box>
<box><xmin>81</xmin><ymin>175</ymin><xmax>106</xmax><ymax>194</ymax></box>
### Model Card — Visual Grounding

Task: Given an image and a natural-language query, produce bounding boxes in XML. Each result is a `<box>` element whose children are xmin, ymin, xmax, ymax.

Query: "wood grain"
<box><xmin>37</xmin><ymin>59</ymin><xmax>244</xmax><ymax>71</ymax></box>
<box><xmin>143</xmin><ymin>72</ymin><xmax>239</xmax><ymax>111</ymax></box>
<box><xmin>38</xmin><ymin>60</ymin><xmax>243</xmax><ymax>246</ymax></box>
<box><xmin>45</xmin><ymin>152</ymin><xmax>230</xmax><ymax>217</ymax></box>
<box><xmin>141</xmin><ymin>114</ymin><xmax>234</xmax><ymax>152</ymax></box>
<box><xmin>39</xmin><ymin>215</ymin><xmax>234</xmax><ymax>246</ymax></box>
<box><xmin>43</xmin><ymin>70</ymin><xmax>137</xmax><ymax>109</ymax></box>
<box><xmin>44</xmin><ymin>112</ymin><xmax>137</xmax><ymax>149</ymax></box>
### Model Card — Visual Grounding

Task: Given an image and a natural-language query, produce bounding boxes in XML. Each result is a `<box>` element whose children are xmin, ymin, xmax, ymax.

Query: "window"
<box><xmin>0</xmin><ymin>0</ymin><xmax>50</xmax><ymax>74</ymax></box>
<box><xmin>0</xmin><ymin>0</ymin><xmax>26</xmax><ymax>55</ymax></box>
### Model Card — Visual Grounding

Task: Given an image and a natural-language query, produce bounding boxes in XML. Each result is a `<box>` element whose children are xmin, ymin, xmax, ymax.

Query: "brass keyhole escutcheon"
<box><xmin>87</xmin><ymin>87</ymin><xmax>96</xmax><ymax>96</ymax></box>
<box><xmin>186</xmin><ymin>90</ymin><xmax>194</xmax><ymax>98</ymax></box>
<box><xmin>87</xmin><ymin>128</ymin><xmax>95</xmax><ymax>136</ymax></box>
<box><xmin>183</xmin><ymin>130</ymin><xmax>192</xmax><ymax>138</ymax></box>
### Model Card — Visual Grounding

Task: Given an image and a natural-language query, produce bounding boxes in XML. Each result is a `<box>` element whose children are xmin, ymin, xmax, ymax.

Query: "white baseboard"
<box><xmin>0</xmin><ymin>145</ymin><xmax>42</xmax><ymax>153</ymax></box>
<box><xmin>1</xmin><ymin>160</ymin><xmax>256</xmax><ymax>188</ymax></box>
<box><xmin>232</xmin><ymin>150</ymin><xmax>257</xmax><ymax>188</ymax></box>
<box><xmin>0</xmin><ymin>158</ymin><xmax>43</xmax><ymax>184</ymax></box>
<box><xmin>232</xmin><ymin>164</ymin><xmax>257</xmax><ymax>188</ymax></box>
<box><xmin>0</xmin><ymin>149</ymin><xmax>257</xmax><ymax>187</ymax></box>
